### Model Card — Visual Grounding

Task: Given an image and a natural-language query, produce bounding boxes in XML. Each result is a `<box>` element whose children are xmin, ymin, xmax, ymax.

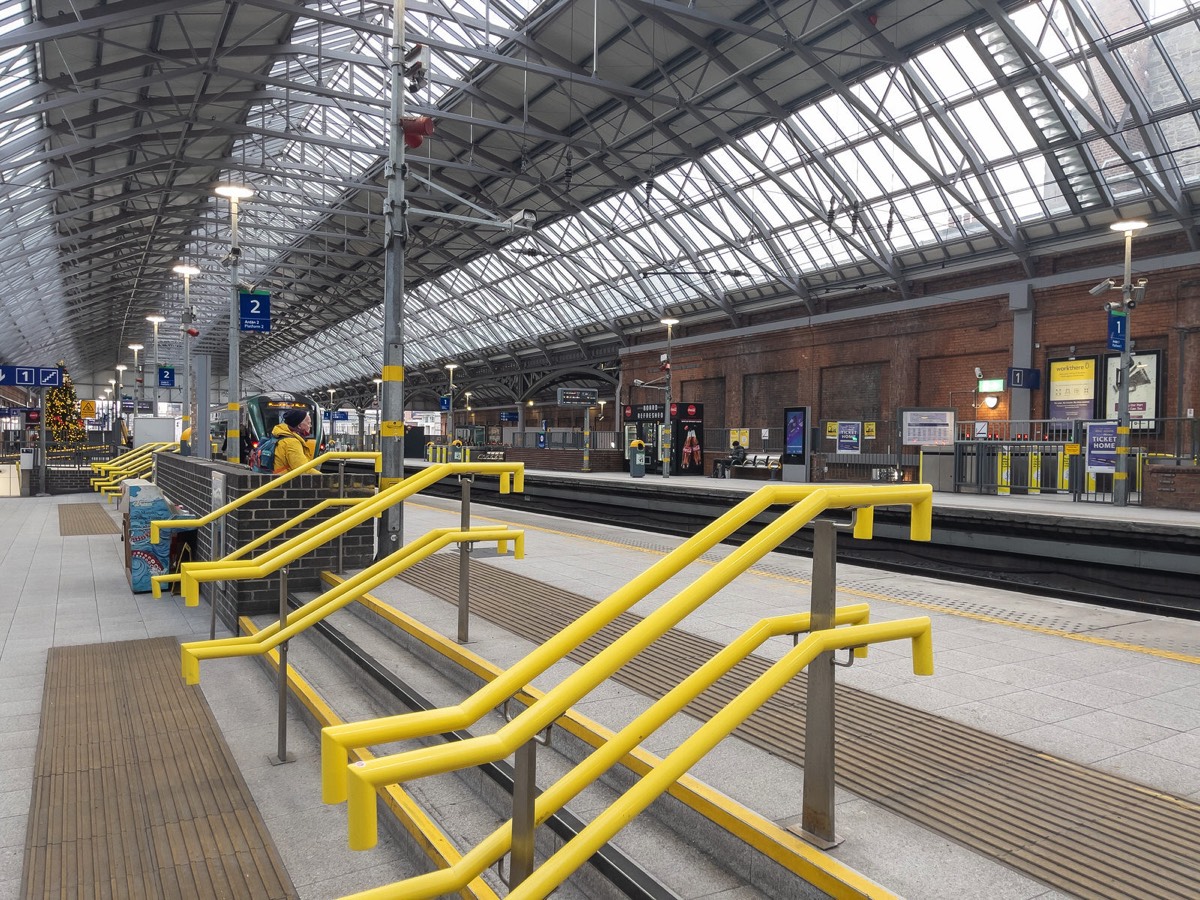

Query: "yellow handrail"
<box><xmin>341</xmin><ymin>603</ymin><xmax>878</xmax><ymax>899</ymax></box>
<box><xmin>90</xmin><ymin>441</ymin><xmax>172</xmax><ymax>475</ymax></box>
<box><xmin>174</xmin><ymin>462</ymin><xmax>524</xmax><ymax>606</ymax></box>
<box><xmin>149</xmin><ymin>450</ymin><xmax>384</xmax><ymax>544</ymax></box>
<box><xmin>179</xmin><ymin>525</ymin><xmax>524</xmax><ymax>684</ymax></box>
<box><xmin>328</xmin><ymin>483</ymin><xmax>932</xmax><ymax>846</ymax></box>
<box><xmin>91</xmin><ymin>443</ymin><xmax>176</xmax><ymax>489</ymax></box>
<box><xmin>507</xmin><ymin>617</ymin><xmax>932</xmax><ymax>899</ymax></box>
<box><xmin>96</xmin><ymin>448</ymin><xmax>179</xmax><ymax>501</ymax></box>
<box><xmin>151</xmin><ymin>497</ymin><xmax>365</xmax><ymax>598</ymax></box>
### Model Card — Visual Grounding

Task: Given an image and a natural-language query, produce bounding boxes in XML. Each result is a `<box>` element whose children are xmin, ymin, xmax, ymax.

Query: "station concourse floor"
<box><xmin>1</xmin><ymin>480</ymin><xmax>1199</xmax><ymax>899</ymax></box>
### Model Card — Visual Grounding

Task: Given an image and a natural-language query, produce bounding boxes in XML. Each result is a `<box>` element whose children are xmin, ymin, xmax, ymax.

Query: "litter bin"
<box><xmin>629</xmin><ymin>443</ymin><xmax>646</xmax><ymax>478</ymax></box>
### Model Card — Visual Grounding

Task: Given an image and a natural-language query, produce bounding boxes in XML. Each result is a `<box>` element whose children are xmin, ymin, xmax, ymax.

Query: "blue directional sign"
<box><xmin>158</xmin><ymin>366</ymin><xmax>175</xmax><ymax>388</ymax></box>
<box><xmin>439</xmin><ymin>395</ymin><xmax>451</xmax><ymax>411</ymax></box>
<box><xmin>0</xmin><ymin>365</ymin><xmax>60</xmax><ymax>387</ymax></box>
<box><xmin>239</xmin><ymin>290</ymin><xmax>271</xmax><ymax>332</ymax></box>
<box><xmin>1107</xmin><ymin>310</ymin><xmax>1127</xmax><ymax>351</ymax></box>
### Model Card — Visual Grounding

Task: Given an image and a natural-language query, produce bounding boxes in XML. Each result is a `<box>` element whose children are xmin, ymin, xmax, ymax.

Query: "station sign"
<box><xmin>557</xmin><ymin>387</ymin><xmax>598</xmax><ymax>406</ymax></box>
<box><xmin>499</xmin><ymin>411</ymin><xmax>519</xmax><ymax>423</ymax></box>
<box><xmin>1107</xmin><ymin>310</ymin><xmax>1127</xmax><ymax>351</ymax></box>
<box><xmin>1007</xmin><ymin>367</ymin><xmax>1041</xmax><ymax>390</ymax></box>
<box><xmin>0</xmin><ymin>365</ymin><xmax>61</xmax><ymax>387</ymax></box>
<box><xmin>158</xmin><ymin>366</ymin><xmax>175</xmax><ymax>388</ymax></box>
<box><xmin>239</xmin><ymin>290</ymin><xmax>271</xmax><ymax>332</ymax></box>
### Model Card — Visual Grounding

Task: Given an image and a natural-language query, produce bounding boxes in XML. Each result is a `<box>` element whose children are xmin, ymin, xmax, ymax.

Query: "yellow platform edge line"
<box><xmin>320</xmin><ymin>572</ymin><xmax>897</xmax><ymax>900</ymax></box>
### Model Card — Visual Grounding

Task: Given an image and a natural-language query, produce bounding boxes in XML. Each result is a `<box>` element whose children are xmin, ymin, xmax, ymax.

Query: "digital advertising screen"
<box><xmin>783</xmin><ymin>406</ymin><xmax>807</xmax><ymax>460</ymax></box>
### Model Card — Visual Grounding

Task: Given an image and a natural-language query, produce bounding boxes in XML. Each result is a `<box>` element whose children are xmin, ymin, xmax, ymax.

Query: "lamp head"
<box><xmin>214</xmin><ymin>183</ymin><xmax>254</xmax><ymax>200</ymax></box>
<box><xmin>1110</xmin><ymin>219</ymin><xmax>1147</xmax><ymax>233</ymax></box>
<box><xmin>173</xmin><ymin>263</ymin><xmax>200</xmax><ymax>276</ymax></box>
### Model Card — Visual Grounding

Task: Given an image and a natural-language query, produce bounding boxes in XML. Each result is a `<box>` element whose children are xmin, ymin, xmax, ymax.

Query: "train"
<box><xmin>240</xmin><ymin>391</ymin><xmax>327</xmax><ymax>461</ymax></box>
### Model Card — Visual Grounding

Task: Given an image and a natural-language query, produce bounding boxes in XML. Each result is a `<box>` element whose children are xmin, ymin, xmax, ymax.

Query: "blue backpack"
<box><xmin>250</xmin><ymin>435</ymin><xmax>285</xmax><ymax>473</ymax></box>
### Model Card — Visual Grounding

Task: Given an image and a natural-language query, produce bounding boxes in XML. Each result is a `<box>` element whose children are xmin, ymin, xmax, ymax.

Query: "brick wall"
<box><xmin>1143</xmin><ymin>465</ymin><xmax>1200</xmax><ymax>511</ymax></box>
<box><xmin>501</xmin><ymin>448</ymin><xmax>625</xmax><ymax>472</ymax></box>
<box><xmin>622</xmin><ymin>264</ymin><xmax>1200</xmax><ymax>435</ymax></box>
<box><xmin>155</xmin><ymin>454</ymin><xmax>376</xmax><ymax>631</ymax></box>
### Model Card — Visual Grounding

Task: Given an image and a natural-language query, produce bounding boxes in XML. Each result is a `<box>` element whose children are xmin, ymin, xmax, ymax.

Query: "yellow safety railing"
<box><xmin>90</xmin><ymin>442</ymin><xmax>176</xmax><ymax>488</ymax></box>
<box><xmin>179</xmin><ymin>524</ymin><xmax>524</xmax><ymax>684</ymax></box>
<box><xmin>89</xmin><ymin>441</ymin><xmax>173</xmax><ymax>477</ymax></box>
<box><xmin>149</xmin><ymin>450</ymin><xmax>383</xmax><ymax>544</ymax></box>
<box><xmin>171</xmin><ymin>461</ymin><xmax>524</xmax><ymax>607</ymax></box>
<box><xmin>94</xmin><ymin>445</ymin><xmax>180</xmax><ymax>501</ymax></box>
<box><xmin>323</xmin><ymin>483</ymin><xmax>932</xmax><ymax>843</ymax></box>
<box><xmin>150</xmin><ymin>497</ymin><xmax>364</xmax><ymax>598</ymax></box>
<box><xmin>340</xmin><ymin>607</ymin><xmax>930</xmax><ymax>900</ymax></box>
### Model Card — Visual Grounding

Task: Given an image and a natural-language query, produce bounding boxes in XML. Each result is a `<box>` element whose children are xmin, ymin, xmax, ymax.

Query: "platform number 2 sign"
<box><xmin>239</xmin><ymin>290</ymin><xmax>271</xmax><ymax>333</ymax></box>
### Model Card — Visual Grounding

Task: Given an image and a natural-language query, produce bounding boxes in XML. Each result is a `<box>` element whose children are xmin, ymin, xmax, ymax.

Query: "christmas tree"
<box><xmin>45</xmin><ymin>362</ymin><xmax>87</xmax><ymax>445</ymax></box>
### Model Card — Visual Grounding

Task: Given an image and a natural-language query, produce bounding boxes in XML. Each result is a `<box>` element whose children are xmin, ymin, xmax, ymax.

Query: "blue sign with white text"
<box><xmin>0</xmin><ymin>365</ymin><xmax>61</xmax><ymax>387</ymax></box>
<box><xmin>439</xmin><ymin>396</ymin><xmax>450</xmax><ymax>411</ymax></box>
<box><xmin>239</xmin><ymin>291</ymin><xmax>271</xmax><ymax>332</ymax></box>
<box><xmin>1107</xmin><ymin>310</ymin><xmax>1127</xmax><ymax>351</ymax></box>
<box><xmin>158</xmin><ymin>366</ymin><xmax>175</xmax><ymax>388</ymax></box>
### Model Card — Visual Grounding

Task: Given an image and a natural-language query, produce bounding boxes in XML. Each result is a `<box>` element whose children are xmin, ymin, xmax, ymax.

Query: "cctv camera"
<box><xmin>974</xmin><ymin>367</ymin><xmax>983</xmax><ymax>379</ymax></box>
<box><xmin>1126</xmin><ymin>300</ymin><xmax>1137</xmax><ymax>310</ymax></box>
<box><xmin>633</xmin><ymin>379</ymin><xmax>645</xmax><ymax>387</ymax></box>
<box><xmin>1089</xmin><ymin>279</ymin><xmax>1114</xmax><ymax>297</ymax></box>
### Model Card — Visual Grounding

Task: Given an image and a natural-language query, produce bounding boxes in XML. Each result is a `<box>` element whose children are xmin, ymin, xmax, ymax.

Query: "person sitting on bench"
<box><xmin>712</xmin><ymin>441</ymin><xmax>747</xmax><ymax>478</ymax></box>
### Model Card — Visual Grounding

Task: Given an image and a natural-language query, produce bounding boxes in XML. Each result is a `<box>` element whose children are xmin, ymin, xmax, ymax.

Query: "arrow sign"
<box><xmin>0</xmin><ymin>365</ymin><xmax>61</xmax><ymax>386</ymax></box>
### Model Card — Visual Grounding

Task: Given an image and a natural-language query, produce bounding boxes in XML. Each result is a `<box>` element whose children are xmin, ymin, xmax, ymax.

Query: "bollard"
<box><xmin>273</xmin><ymin>566</ymin><xmax>295</xmax><ymax>765</ymax></box>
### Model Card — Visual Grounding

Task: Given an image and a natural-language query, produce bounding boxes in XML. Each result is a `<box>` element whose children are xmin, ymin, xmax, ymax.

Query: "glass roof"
<box><xmin>0</xmin><ymin>0</ymin><xmax>1197</xmax><ymax>397</ymax></box>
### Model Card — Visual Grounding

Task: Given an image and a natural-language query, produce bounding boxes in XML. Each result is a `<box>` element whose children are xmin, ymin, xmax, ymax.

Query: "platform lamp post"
<box><xmin>214</xmin><ymin>183</ymin><xmax>254</xmax><ymax>464</ymax></box>
<box><xmin>115</xmin><ymin>365</ymin><xmax>127</xmax><ymax>445</ymax></box>
<box><xmin>128</xmin><ymin>344</ymin><xmax>143</xmax><ymax>424</ymax></box>
<box><xmin>1103</xmin><ymin>219</ymin><xmax>1149</xmax><ymax>507</ymax></box>
<box><xmin>660</xmin><ymin>317</ymin><xmax>679</xmax><ymax>478</ymax></box>
<box><xmin>146</xmin><ymin>316</ymin><xmax>165</xmax><ymax>415</ymax></box>
<box><xmin>445</xmin><ymin>363</ymin><xmax>458</xmax><ymax>437</ymax></box>
<box><xmin>328</xmin><ymin>387</ymin><xmax>336</xmax><ymax>445</ymax></box>
<box><xmin>174</xmin><ymin>264</ymin><xmax>201</xmax><ymax>452</ymax></box>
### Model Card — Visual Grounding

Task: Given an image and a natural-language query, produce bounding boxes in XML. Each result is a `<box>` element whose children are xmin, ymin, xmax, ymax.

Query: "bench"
<box><xmin>730</xmin><ymin>455</ymin><xmax>781</xmax><ymax>480</ymax></box>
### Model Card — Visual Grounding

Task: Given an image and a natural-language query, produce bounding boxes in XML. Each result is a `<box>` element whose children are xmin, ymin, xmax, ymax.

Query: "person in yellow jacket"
<box><xmin>272</xmin><ymin>409</ymin><xmax>315</xmax><ymax>473</ymax></box>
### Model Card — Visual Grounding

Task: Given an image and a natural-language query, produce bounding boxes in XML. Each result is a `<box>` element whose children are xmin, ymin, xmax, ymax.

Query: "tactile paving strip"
<box><xmin>57</xmin><ymin>502</ymin><xmax>120</xmax><ymax>536</ymax></box>
<box><xmin>22</xmin><ymin>638</ymin><xmax>296</xmax><ymax>900</ymax></box>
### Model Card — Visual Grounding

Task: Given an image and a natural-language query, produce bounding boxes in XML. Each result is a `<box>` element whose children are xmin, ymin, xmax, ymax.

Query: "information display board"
<box><xmin>899</xmin><ymin>409</ymin><xmax>955</xmax><ymax>446</ymax></box>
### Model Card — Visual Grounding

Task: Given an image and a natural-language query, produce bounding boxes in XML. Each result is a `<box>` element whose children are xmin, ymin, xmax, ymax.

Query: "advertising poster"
<box><xmin>836</xmin><ymin>421</ymin><xmax>862</xmax><ymax>454</ymax></box>
<box><xmin>1103</xmin><ymin>350</ymin><xmax>1160</xmax><ymax>430</ymax></box>
<box><xmin>1048</xmin><ymin>358</ymin><xmax>1097</xmax><ymax>421</ymax></box>
<box><xmin>1085</xmin><ymin>422</ymin><xmax>1117</xmax><ymax>473</ymax></box>
<box><xmin>730</xmin><ymin>428</ymin><xmax>748</xmax><ymax>448</ymax></box>
<box><xmin>784</xmin><ymin>409</ymin><xmax>806</xmax><ymax>456</ymax></box>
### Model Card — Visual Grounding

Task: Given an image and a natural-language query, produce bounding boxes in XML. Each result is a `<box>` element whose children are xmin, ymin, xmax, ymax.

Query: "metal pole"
<box><xmin>662</xmin><ymin>324</ymin><xmax>671</xmax><ymax>478</ymax></box>
<box><xmin>377</xmin><ymin>0</ymin><xmax>409</xmax><ymax>560</ymax></box>
<box><xmin>582</xmin><ymin>405</ymin><xmax>591</xmax><ymax>472</ymax></box>
<box><xmin>227</xmin><ymin>197</ymin><xmax>242</xmax><ymax>464</ymax></box>
<box><xmin>1114</xmin><ymin>229</ymin><xmax>1133</xmax><ymax>507</ymax></box>
<box><xmin>130</xmin><ymin>347</ymin><xmax>140</xmax><ymax>425</ymax></box>
<box><xmin>273</xmin><ymin>566</ymin><xmax>295</xmax><ymax>764</ymax></box>
<box><xmin>797</xmin><ymin>519</ymin><xmax>841</xmax><ymax>848</ymax></box>
<box><xmin>457</xmin><ymin>475</ymin><xmax>472</xmax><ymax>643</ymax></box>
<box><xmin>181</xmin><ymin>272</ymin><xmax>194</xmax><ymax>450</ymax></box>
<box><xmin>151</xmin><ymin>323</ymin><xmax>160</xmax><ymax>414</ymax></box>
<box><xmin>336</xmin><ymin>461</ymin><xmax>346</xmax><ymax>573</ymax></box>
<box><xmin>510</xmin><ymin>739</ymin><xmax>537</xmax><ymax>887</ymax></box>
<box><xmin>37</xmin><ymin>387</ymin><xmax>47</xmax><ymax>496</ymax></box>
